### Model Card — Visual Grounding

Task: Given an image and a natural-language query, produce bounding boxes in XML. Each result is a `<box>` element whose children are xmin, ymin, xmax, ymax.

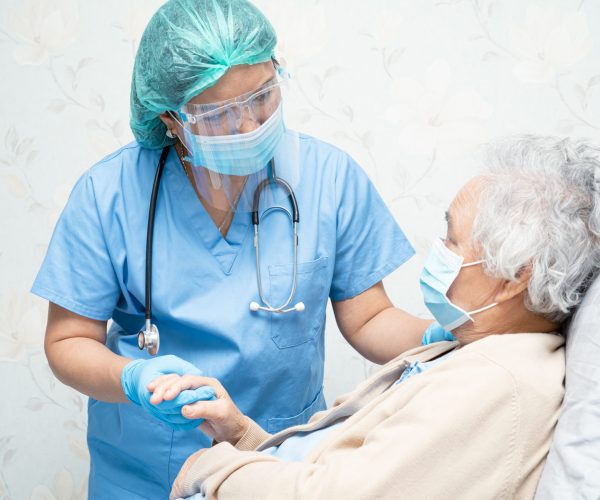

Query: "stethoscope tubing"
<box><xmin>139</xmin><ymin>149</ymin><xmax>302</xmax><ymax>354</ymax></box>
<box><xmin>145</xmin><ymin>146</ymin><xmax>171</xmax><ymax>329</ymax></box>
<box><xmin>251</xmin><ymin>161</ymin><xmax>301</xmax><ymax>313</ymax></box>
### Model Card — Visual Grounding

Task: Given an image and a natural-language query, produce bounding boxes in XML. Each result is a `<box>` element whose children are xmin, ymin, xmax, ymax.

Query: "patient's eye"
<box><xmin>444</xmin><ymin>232</ymin><xmax>457</xmax><ymax>247</ymax></box>
<box><xmin>444</xmin><ymin>211</ymin><xmax>458</xmax><ymax>246</ymax></box>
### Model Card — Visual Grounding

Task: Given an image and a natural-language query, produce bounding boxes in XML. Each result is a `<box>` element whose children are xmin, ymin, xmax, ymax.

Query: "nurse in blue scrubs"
<box><xmin>32</xmin><ymin>0</ymin><xmax>433</xmax><ymax>498</ymax></box>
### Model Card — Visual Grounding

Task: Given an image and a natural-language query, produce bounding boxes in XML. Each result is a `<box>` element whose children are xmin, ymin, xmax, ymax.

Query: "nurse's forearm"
<box><xmin>44</xmin><ymin>303</ymin><xmax>130</xmax><ymax>403</ymax></box>
<box><xmin>350</xmin><ymin>307</ymin><xmax>431</xmax><ymax>364</ymax></box>
<box><xmin>46</xmin><ymin>337</ymin><xmax>131</xmax><ymax>403</ymax></box>
<box><xmin>332</xmin><ymin>282</ymin><xmax>430</xmax><ymax>365</ymax></box>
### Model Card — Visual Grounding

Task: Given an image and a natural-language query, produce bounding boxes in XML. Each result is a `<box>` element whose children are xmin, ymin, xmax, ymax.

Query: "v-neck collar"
<box><xmin>165</xmin><ymin>147</ymin><xmax>251</xmax><ymax>275</ymax></box>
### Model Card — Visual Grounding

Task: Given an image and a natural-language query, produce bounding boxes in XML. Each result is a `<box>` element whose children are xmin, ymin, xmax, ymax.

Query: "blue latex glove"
<box><xmin>121</xmin><ymin>355</ymin><xmax>217</xmax><ymax>431</ymax></box>
<box><xmin>421</xmin><ymin>321</ymin><xmax>456</xmax><ymax>345</ymax></box>
<box><xmin>153</xmin><ymin>386</ymin><xmax>217</xmax><ymax>431</ymax></box>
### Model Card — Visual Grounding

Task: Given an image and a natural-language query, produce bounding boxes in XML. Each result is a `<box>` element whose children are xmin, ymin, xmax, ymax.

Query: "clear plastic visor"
<box><xmin>175</xmin><ymin>131</ymin><xmax>300</xmax><ymax>214</ymax></box>
<box><xmin>178</xmin><ymin>76</ymin><xmax>283</xmax><ymax>136</ymax></box>
<box><xmin>168</xmin><ymin>71</ymin><xmax>299</xmax><ymax>214</ymax></box>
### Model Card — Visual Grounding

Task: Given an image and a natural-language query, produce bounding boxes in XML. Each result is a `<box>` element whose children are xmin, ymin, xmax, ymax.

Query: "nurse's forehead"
<box><xmin>188</xmin><ymin>62</ymin><xmax>275</xmax><ymax>105</ymax></box>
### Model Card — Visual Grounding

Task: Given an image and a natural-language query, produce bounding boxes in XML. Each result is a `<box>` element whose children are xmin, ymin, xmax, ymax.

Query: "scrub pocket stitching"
<box><xmin>269</xmin><ymin>256</ymin><xmax>329</xmax><ymax>349</ymax></box>
<box><xmin>267</xmin><ymin>385</ymin><xmax>326</xmax><ymax>434</ymax></box>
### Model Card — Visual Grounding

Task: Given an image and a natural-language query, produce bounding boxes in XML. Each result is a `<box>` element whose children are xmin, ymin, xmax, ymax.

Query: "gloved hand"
<box><xmin>152</xmin><ymin>385</ymin><xmax>217</xmax><ymax>431</ymax></box>
<box><xmin>121</xmin><ymin>355</ymin><xmax>217</xmax><ymax>431</ymax></box>
<box><xmin>421</xmin><ymin>321</ymin><xmax>456</xmax><ymax>345</ymax></box>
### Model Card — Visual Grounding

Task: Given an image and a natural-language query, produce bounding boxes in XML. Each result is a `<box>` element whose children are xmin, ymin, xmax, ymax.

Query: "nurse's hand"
<box><xmin>421</xmin><ymin>321</ymin><xmax>457</xmax><ymax>345</ymax></box>
<box><xmin>121</xmin><ymin>355</ymin><xmax>217</xmax><ymax>430</ymax></box>
<box><xmin>147</xmin><ymin>374</ymin><xmax>249</xmax><ymax>445</ymax></box>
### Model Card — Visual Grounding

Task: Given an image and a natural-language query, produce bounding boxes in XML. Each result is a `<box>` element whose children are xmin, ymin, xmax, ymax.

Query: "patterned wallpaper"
<box><xmin>0</xmin><ymin>0</ymin><xmax>598</xmax><ymax>497</ymax></box>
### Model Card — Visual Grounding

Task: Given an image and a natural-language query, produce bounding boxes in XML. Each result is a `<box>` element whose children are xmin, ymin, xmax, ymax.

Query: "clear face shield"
<box><xmin>170</xmin><ymin>66</ymin><xmax>300</xmax><ymax>213</ymax></box>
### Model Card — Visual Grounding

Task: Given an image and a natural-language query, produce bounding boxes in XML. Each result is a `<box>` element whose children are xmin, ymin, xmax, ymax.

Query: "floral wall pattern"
<box><xmin>0</xmin><ymin>0</ymin><xmax>598</xmax><ymax>498</ymax></box>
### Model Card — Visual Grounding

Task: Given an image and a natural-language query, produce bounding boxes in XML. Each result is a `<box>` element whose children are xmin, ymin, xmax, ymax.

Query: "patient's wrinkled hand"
<box><xmin>148</xmin><ymin>374</ymin><xmax>249</xmax><ymax>444</ymax></box>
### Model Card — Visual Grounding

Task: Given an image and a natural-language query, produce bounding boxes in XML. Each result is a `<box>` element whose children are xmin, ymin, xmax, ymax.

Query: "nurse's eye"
<box><xmin>208</xmin><ymin>112</ymin><xmax>225</xmax><ymax>123</ymax></box>
<box><xmin>200</xmin><ymin>112</ymin><xmax>228</xmax><ymax>132</ymax></box>
<box><xmin>253</xmin><ymin>92</ymin><xmax>269</xmax><ymax>105</ymax></box>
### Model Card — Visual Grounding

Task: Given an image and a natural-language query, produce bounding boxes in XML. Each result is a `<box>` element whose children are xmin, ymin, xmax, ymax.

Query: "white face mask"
<box><xmin>420</xmin><ymin>238</ymin><xmax>498</xmax><ymax>331</ymax></box>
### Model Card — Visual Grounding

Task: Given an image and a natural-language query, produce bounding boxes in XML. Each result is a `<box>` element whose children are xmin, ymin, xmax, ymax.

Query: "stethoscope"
<box><xmin>137</xmin><ymin>145</ymin><xmax>304</xmax><ymax>355</ymax></box>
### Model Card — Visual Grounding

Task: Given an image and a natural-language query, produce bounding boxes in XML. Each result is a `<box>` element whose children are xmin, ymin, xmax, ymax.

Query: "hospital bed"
<box><xmin>535</xmin><ymin>276</ymin><xmax>600</xmax><ymax>499</ymax></box>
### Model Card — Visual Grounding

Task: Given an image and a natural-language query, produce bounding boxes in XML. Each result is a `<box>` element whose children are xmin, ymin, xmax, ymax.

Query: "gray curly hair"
<box><xmin>473</xmin><ymin>135</ymin><xmax>600</xmax><ymax>323</ymax></box>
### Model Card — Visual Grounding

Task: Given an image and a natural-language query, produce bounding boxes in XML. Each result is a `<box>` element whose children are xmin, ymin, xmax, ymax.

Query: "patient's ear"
<box><xmin>494</xmin><ymin>265</ymin><xmax>532</xmax><ymax>303</ymax></box>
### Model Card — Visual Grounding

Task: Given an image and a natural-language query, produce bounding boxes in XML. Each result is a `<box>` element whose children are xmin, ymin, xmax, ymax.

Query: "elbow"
<box><xmin>43</xmin><ymin>332</ymin><xmax>73</xmax><ymax>386</ymax></box>
<box><xmin>44</xmin><ymin>336</ymin><xmax>62</xmax><ymax>380</ymax></box>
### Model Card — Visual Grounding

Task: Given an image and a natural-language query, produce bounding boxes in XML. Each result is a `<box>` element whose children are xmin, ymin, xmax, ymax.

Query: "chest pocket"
<box><xmin>269</xmin><ymin>256</ymin><xmax>329</xmax><ymax>349</ymax></box>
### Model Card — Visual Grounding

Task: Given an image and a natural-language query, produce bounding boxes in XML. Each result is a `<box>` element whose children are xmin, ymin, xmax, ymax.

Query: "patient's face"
<box><xmin>445</xmin><ymin>178</ymin><xmax>504</xmax><ymax>319</ymax></box>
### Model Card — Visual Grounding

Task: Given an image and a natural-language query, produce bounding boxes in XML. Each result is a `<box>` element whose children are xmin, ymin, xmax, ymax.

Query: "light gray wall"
<box><xmin>0</xmin><ymin>0</ymin><xmax>599</xmax><ymax>497</ymax></box>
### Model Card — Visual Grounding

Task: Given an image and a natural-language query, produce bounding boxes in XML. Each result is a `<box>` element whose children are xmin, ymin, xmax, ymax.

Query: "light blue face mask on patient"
<box><xmin>420</xmin><ymin>238</ymin><xmax>498</xmax><ymax>332</ymax></box>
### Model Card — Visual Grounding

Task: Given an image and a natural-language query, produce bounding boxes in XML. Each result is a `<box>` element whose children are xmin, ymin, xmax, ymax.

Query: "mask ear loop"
<box><xmin>458</xmin><ymin>258</ymin><xmax>499</xmax><ymax>316</ymax></box>
<box><xmin>169</xmin><ymin>110</ymin><xmax>223</xmax><ymax>190</ymax></box>
<box><xmin>461</xmin><ymin>259</ymin><xmax>486</xmax><ymax>268</ymax></box>
<box><xmin>468</xmin><ymin>302</ymin><xmax>498</xmax><ymax>315</ymax></box>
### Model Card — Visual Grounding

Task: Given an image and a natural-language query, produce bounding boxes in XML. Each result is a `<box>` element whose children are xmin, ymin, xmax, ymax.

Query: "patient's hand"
<box><xmin>147</xmin><ymin>375</ymin><xmax>249</xmax><ymax>444</ymax></box>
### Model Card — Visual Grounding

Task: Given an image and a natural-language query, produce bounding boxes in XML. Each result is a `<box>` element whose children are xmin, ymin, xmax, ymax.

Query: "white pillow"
<box><xmin>535</xmin><ymin>277</ymin><xmax>600</xmax><ymax>499</ymax></box>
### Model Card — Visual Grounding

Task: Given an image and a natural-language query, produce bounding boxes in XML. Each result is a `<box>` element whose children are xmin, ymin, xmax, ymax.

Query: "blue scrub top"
<box><xmin>32</xmin><ymin>132</ymin><xmax>414</xmax><ymax>499</ymax></box>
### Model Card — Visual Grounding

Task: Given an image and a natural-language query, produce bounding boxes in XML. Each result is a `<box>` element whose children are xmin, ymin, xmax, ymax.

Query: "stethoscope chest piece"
<box><xmin>138</xmin><ymin>321</ymin><xmax>160</xmax><ymax>356</ymax></box>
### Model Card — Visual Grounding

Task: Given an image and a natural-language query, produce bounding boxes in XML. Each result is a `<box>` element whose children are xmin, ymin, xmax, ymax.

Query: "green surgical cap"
<box><xmin>130</xmin><ymin>0</ymin><xmax>277</xmax><ymax>149</ymax></box>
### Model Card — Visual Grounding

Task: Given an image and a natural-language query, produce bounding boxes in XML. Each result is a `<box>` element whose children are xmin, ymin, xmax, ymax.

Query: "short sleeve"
<box><xmin>329</xmin><ymin>156</ymin><xmax>414</xmax><ymax>301</ymax></box>
<box><xmin>31</xmin><ymin>172</ymin><xmax>121</xmax><ymax>320</ymax></box>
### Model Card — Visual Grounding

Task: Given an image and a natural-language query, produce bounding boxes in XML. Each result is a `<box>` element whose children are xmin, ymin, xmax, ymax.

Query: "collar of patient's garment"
<box><xmin>256</xmin><ymin>332</ymin><xmax>563</xmax><ymax>451</ymax></box>
<box><xmin>256</xmin><ymin>340</ymin><xmax>460</xmax><ymax>450</ymax></box>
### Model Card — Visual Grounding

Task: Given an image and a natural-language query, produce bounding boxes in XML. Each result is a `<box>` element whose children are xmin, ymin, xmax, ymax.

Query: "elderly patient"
<box><xmin>152</xmin><ymin>135</ymin><xmax>600</xmax><ymax>499</ymax></box>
